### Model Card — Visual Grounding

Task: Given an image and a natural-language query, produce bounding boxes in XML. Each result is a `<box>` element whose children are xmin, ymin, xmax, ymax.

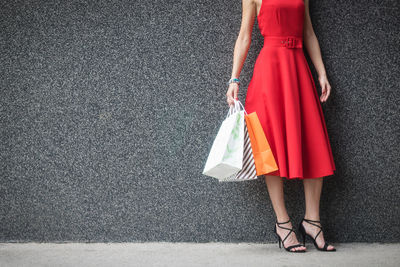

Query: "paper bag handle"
<box><xmin>226</xmin><ymin>99</ymin><xmax>248</xmax><ymax>118</ymax></box>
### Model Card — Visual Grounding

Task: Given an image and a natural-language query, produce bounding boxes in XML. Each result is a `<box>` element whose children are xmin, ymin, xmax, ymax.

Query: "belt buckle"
<box><xmin>284</xmin><ymin>37</ymin><xmax>295</xmax><ymax>49</ymax></box>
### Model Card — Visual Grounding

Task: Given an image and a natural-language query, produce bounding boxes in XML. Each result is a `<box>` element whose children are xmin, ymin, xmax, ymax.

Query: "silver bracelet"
<box><xmin>227</xmin><ymin>78</ymin><xmax>240</xmax><ymax>86</ymax></box>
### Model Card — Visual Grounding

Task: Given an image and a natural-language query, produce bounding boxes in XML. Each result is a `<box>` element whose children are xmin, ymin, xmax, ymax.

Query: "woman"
<box><xmin>226</xmin><ymin>0</ymin><xmax>336</xmax><ymax>252</ymax></box>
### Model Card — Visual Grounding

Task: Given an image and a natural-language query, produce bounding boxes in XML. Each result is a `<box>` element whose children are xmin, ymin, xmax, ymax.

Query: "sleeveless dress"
<box><xmin>244</xmin><ymin>0</ymin><xmax>336</xmax><ymax>179</ymax></box>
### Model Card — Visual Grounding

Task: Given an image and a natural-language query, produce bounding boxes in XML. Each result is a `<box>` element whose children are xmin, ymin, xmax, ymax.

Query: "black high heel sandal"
<box><xmin>274</xmin><ymin>219</ymin><xmax>306</xmax><ymax>252</ymax></box>
<box><xmin>299</xmin><ymin>218</ymin><xmax>336</xmax><ymax>252</ymax></box>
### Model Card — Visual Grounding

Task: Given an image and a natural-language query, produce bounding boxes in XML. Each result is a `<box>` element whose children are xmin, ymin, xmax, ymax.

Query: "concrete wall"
<box><xmin>1</xmin><ymin>0</ymin><xmax>399</xmax><ymax>242</ymax></box>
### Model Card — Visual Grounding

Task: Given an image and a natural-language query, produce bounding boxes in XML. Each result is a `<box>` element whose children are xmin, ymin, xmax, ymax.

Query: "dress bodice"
<box><xmin>257</xmin><ymin>0</ymin><xmax>305</xmax><ymax>38</ymax></box>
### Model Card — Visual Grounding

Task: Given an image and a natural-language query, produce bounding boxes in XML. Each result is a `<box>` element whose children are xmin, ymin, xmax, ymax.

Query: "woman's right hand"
<box><xmin>226</xmin><ymin>83</ymin><xmax>239</xmax><ymax>107</ymax></box>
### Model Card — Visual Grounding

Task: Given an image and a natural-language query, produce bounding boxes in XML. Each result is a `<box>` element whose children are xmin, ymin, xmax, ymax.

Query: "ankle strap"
<box><xmin>277</xmin><ymin>219</ymin><xmax>291</xmax><ymax>225</ymax></box>
<box><xmin>303</xmin><ymin>218</ymin><xmax>321</xmax><ymax>223</ymax></box>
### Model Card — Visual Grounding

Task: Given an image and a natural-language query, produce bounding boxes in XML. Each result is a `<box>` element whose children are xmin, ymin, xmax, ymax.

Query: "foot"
<box><xmin>276</xmin><ymin>221</ymin><xmax>307</xmax><ymax>252</ymax></box>
<box><xmin>301</xmin><ymin>220</ymin><xmax>335</xmax><ymax>251</ymax></box>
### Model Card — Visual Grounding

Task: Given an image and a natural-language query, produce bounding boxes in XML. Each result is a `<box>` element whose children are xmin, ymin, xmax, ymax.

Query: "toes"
<box><xmin>291</xmin><ymin>246</ymin><xmax>306</xmax><ymax>252</ymax></box>
<box><xmin>328</xmin><ymin>245</ymin><xmax>335</xmax><ymax>250</ymax></box>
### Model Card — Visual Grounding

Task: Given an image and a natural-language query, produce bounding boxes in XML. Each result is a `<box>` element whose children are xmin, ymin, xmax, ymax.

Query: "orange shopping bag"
<box><xmin>244</xmin><ymin>112</ymin><xmax>278</xmax><ymax>176</ymax></box>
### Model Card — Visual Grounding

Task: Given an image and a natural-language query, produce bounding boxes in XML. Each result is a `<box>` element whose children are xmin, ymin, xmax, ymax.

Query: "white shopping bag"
<box><xmin>219</xmin><ymin>116</ymin><xmax>258</xmax><ymax>182</ymax></box>
<box><xmin>202</xmin><ymin>100</ymin><xmax>244</xmax><ymax>180</ymax></box>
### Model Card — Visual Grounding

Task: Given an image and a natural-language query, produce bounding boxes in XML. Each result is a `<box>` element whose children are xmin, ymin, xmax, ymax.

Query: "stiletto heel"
<box><xmin>299</xmin><ymin>225</ymin><xmax>306</xmax><ymax>246</ymax></box>
<box><xmin>299</xmin><ymin>218</ymin><xmax>336</xmax><ymax>252</ymax></box>
<box><xmin>273</xmin><ymin>219</ymin><xmax>306</xmax><ymax>253</ymax></box>
<box><xmin>274</xmin><ymin>224</ymin><xmax>281</xmax><ymax>249</ymax></box>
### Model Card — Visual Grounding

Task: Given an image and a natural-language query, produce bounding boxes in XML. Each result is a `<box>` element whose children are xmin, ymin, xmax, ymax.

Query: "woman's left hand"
<box><xmin>318</xmin><ymin>74</ymin><xmax>331</xmax><ymax>103</ymax></box>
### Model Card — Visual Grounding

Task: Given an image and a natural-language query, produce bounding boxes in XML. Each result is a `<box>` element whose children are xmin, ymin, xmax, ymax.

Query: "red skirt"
<box><xmin>244</xmin><ymin>45</ymin><xmax>336</xmax><ymax>179</ymax></box>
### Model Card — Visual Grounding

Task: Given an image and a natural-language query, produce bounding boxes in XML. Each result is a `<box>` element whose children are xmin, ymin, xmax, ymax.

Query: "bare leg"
<box><xmin>302</xmin><ymin>177</ymin><xmax>335</xmax><ymax>250</ymax></box>
<box><xmin>264</xmin><ymin>175</ymin><xmax>306</xmax><ymax>251</ymax></box>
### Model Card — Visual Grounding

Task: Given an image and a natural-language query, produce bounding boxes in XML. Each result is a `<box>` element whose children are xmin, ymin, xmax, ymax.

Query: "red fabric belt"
<box><xmin>263</xmin><ymin>36</ymin><xmax>303</xmax><ymax>48</ymax></box>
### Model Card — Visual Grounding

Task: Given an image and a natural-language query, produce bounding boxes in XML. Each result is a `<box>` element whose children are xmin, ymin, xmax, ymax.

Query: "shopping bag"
<box><xmin>202</xmin><ymin>100</ymin><xmax>245</xmax><ymax>180</ymax></box>
<box><xmin>245</xmin><ymin>112</ymin><xmax>279</xmax><ymax>176</ymax></box>
<box><xmin>219</xmin><ymin>116</ymin><xmax>258</xmax><ymax>182</ymax></box>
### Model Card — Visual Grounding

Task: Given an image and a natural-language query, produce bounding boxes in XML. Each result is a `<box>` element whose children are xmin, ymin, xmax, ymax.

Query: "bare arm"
<box><xmin>303</xmin><ymin>0</ymin><xmax>331</xmax><ymax>102</ymax></box>
<box><xmin>226</xmin><ymin>0</ymin><xmax>256</xmax><ymax>106</ymax></box>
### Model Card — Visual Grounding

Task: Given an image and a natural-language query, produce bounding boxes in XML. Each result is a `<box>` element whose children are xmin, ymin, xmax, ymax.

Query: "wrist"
<box><xmin>227</xmin><ymin>77</ymin><xmax>240</xmax><ymax>86</ymax></box>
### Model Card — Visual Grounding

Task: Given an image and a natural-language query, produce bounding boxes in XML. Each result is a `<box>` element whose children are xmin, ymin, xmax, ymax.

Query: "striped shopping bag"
<box><xmin>219</xmin><ymin>116</ymin><xmax>258</xmax><ymax>182</ymax></box>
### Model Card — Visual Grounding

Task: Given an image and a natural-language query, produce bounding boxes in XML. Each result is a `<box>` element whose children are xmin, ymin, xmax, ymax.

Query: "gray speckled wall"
<box><xmin>1</xmin><ymin>0</ymin><xmax>399</xmax><ymax>242</ymax></box>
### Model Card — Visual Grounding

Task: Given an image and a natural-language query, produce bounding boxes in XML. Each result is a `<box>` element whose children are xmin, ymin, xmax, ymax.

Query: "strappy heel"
<box><xmin>274</xmin><ymin>219</ymin><xmax>306</xmax><ymax>252</ymax></box>
<box><xmin>299</xmin><ymin>218</ymin><xmax>336</xmax><ymax>252</ymax></box>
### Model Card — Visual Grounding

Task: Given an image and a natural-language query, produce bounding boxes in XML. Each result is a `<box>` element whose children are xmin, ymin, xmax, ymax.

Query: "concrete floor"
<box><xmin>0</xmin><ymin>242</ymin><xmax>399</xmax><ymax>267</ymax></box>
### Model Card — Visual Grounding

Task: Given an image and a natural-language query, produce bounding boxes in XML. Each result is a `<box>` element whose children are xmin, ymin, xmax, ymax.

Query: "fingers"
<box><xmin>322</xmin><ymin>84</ymin><xmax>331</xmax><ymax>102</ymax></box>
<box><xmin>325</xmin><ymin>84</ymin><xmax>331</xmax><ymax>101</ymax></box>
<box><xmin>226</xmin><ymin>89</ymin><xmax>233</xmax><ymax>106</ymax></box>
<box><xmin>226</xmin><ymin>84</ymin><xmax>239</xmax><ymax>106</ymax></box>
<box><xmin>320</xmin><ymin>86</ymin><xmax>326</xmax><ymax>102</ymax></box>
<box><xmin>227</xmin><ymin>97</ymin><xmax>234</xmax><ymax>106</ymax></box>
<box><xmin>226</xmin><ymin>95</ymin><xmax>235</xmax><ymax>106</ymax></box>
<box><xmin>320</xmin><ymin>83</ymin><xmax>328</xmax><ymax>102</ymax></box>
<box><xmin>233</xmin><ymin>88</ymin><xmax>238</xmax><ymax>100</ymax></box>
<box><xmin>319</xmin><ymin>79</ymin><xmax>331</xmax><ymax>102</ymax></box>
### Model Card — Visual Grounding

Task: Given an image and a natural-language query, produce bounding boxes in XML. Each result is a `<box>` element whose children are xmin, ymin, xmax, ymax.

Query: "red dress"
<box><xmin>244</xmin><ymin>0</ymin><xmax>336</xmax><ymax>179</ymax></box>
